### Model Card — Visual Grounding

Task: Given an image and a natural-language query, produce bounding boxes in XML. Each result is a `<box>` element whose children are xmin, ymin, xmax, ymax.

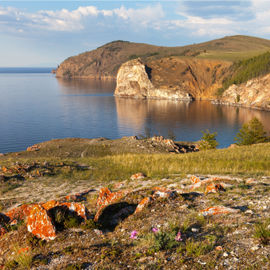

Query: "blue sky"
<box><xmin>1</xmin><ymin>0</ymin><xmax>270</xmax><ymax>67</ymax></box>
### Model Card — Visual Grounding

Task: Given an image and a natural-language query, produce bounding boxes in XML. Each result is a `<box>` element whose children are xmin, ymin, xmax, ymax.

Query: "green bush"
<box><xmin>254</xmin><ymin>219</ymin><xmax>270</xmax><ymax>245</ymax></box>
<box><xmin>235</xmin><ymin>117</ymin><xmax>269</xmax><ymax>145</ymax></box>
<box><xmin>152</xmin><ymin>231</ymin><xmax>179</xmax><ymax>251</ymax></box>
<box><xmin>199</xmin><ymin>130</ymin><xmax>219</xmax><ymax>150</ymax></box>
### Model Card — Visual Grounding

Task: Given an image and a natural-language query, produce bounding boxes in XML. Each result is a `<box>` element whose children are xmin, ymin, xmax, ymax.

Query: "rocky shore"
<box><xmin>213</xmin><ymin>73</ymin><xmax>270</xmax><ymax>111</ymax></box>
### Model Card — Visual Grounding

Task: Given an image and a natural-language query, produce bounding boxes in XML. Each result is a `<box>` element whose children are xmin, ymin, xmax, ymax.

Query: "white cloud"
<box><xmin>0</xmin><ymin>4</ymin><xmax>164</xmax><ymax>33</ymax></box>
<box><xmin>1</xmin><ymin>2</ymin><xmax>270</xmax><ymax>42</ymax></box>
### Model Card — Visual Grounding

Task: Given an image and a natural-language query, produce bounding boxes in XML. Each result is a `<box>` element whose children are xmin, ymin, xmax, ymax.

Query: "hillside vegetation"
<box><xmin>217</xmin><ymin>51</ymin><xmax>270</xmax><ymax>95</ymax></box>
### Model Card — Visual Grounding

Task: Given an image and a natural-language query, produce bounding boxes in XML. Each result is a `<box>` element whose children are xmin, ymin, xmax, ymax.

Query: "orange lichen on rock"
<box><xmin>60</xmin><ymin>202</ymin><xmax>88</xmax><ymax>220</ymax></box>
<box><xmin>26</xmin><ymin>144</ymin><xmax>40</xmax><ymax>152</ymax></box>
<box><xmin>94</xmin><ymin>187</ymin><xmax>127</xmax><ymax>222</ymax></box>
<box><xmin>152</xmin><ymin>186</ymin><xmax>177</xmax><ymax>199</ymax></box>
<box><xmin>205</xmin><ymin>183</ymin><xmax>225</xmax><ymax>194</ymax></box>
<box><xmin>190</xmin><ymin>175</ymin><xmax>201</xmax><ymax>184</ymax></box>
<box><xmin>2</xmin><ymin>199</ymin><xmax>90</xmax><ymax>240</ymax></box>
<box><xmin>200</xmin><ymin>206</ymin><xmax>239</xmax><ymax>216</ymax></box>
<box><xmin>27</xmin><ymin>205</ymin><xmax>56</xmax><ymax>241</ymax></box>
<box><xmin>5</xmin><ymin>204</ymin><xmax>37</xmax><ymax>222</ymax></box>
<box><xmin>42</xmin><ymin>200</ymin><xmax>60</xmax><ymax>210</ymax></box>
<box><xmin>96</xmin><ymin>187</ymin><xmax>112</xmax><ymax>208</ymax></box>
<box><xmin>190</xmin><ymin>176</ymin><xmax>223</xmax><ymax>190</ymax></box>
<box><xmin>130</xmin><ymin>172</ymin><xmax>145</xmax><ymax>180</ymax></box>
<box><xmin>135</xmin><ymin>197</ymin><xmax>153</xmax><ymax>213</ymax></box>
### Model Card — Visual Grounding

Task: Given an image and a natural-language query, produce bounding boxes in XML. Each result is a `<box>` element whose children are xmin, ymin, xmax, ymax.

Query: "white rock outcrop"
<box><xmin>114</xmin><ymin>58</ymin><xmax>193</xmax><ymax>101</ymax></box>
<box><xmin>218</xmin><ymin>73</ymin><xmax>270</xmax><ymax>110</ymax></box>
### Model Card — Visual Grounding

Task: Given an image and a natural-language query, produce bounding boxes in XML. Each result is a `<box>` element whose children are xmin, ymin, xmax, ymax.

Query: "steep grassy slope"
<box><xmin>56</xmin><ymin>35</ymin><xmax>270</xmax><ymax>79</ymax></box>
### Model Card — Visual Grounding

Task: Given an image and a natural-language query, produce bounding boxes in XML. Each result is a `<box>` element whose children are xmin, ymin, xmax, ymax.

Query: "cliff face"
<box><xmin>114</xmin><ymin>59</ymin><xmax>193</xmax><ymax>101</ymax></box>
<box><xmin>115</xmin><ymin>58</ymin><xmax>230</xmax><ymax>100</ymax></box>
<box><xmin>218</xmin><ymin>74</ymin><xmax>270</xmax><ymax>110</ymax></box>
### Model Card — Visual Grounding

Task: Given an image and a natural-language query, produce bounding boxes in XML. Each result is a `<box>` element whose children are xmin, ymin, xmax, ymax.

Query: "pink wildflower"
<box><xmin>130</xmin><ymin>230</ymin><xmax>138</xmax><ymax>239</ymax></box>
<box><xmin>175</xmin><ymin>231</ymin><xmax>182</xmax><ymax>242</ymax></box>
<box><xmin>152</xmin><ymin>227</ymin><xmax>159</xmax><ymax>233</ymax></box>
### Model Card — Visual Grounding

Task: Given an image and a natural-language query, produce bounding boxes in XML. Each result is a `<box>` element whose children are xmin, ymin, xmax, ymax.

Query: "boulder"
<box><xmin>27</xmin><ymin>205</ymin><xmax>57</xmax><ymax>241</ymax></box>
<box><xmin>3</xmin><ymin>199</ymin><xmax>90</xmax><ymax>240</ymax></box>
<box><xmin>200</xmin><ymin>206</ymin><xmax>239</xmax><ymax>216</ymax></box>
<box><xmin>130</xmin><ymin>172</ymin><xmax>146</xmax><ymax>181</ymax></box>
<box><xmin>205</xmin><ymin>183</ymin><xmax>225</xmax><ymax>194</ymax></box>
<box><xmin>94</xmin><ymin>187</ymin><xmax>128</xmax><ymax>222</ymax></box>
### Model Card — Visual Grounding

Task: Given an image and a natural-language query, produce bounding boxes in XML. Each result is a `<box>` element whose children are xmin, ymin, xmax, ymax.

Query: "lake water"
<box><xmin>1</xmin><ymin>69</ymin><xmax>270</xmax><ymax>153</ymax></box>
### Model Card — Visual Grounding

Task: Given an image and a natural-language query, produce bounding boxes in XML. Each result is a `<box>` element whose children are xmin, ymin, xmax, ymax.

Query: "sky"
<box><xmin>1</xmin><ymin>0</ymin><xmax>270</xmax><ymax>67</ymax></box>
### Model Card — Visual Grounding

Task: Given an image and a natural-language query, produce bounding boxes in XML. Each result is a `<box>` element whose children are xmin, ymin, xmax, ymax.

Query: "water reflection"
<box><xmin>115</xmin><ymin>97</ymin><xmax>270</xmax><ymax>146</ymax></box>
<box><xmin>56</xmin><ymin>78</ymin><xmax>116</xmax><ymax>94</ymax></box>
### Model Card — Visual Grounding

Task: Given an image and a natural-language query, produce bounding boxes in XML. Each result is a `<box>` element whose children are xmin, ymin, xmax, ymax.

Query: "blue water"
<box><xmin>0</xmin><ymin>69</ymin><xmax>270</xmax><ymax>153</ymax></box>
<box><xmin>0</xmin><ymin>67</ymin><xmax>53</xmax><ymax>73</ymax></box>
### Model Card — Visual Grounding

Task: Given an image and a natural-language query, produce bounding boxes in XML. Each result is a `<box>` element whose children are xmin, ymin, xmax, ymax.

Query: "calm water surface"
<box><xmin>1</xmin><ymin>70</ymin><xmax>270</xmax><ymax>153</ymax></box>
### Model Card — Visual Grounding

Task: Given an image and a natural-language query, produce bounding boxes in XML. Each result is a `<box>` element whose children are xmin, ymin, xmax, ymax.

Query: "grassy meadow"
<box><xmin>1</xmin><ymin>142</ymin><xmax>270</xmax><ymax>185</ymax></box>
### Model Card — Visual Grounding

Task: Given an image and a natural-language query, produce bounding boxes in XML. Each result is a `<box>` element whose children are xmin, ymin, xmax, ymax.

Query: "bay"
<box><xmin>0</xmin><ymin>70</ymin><xmax>270</xmax><ymax>153</ymax></box>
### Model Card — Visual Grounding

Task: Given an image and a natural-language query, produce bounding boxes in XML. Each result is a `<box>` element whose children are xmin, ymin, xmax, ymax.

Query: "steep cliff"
<box><xmin>115</xmin><ymin>58</ymin><xmax>230</xmax><ymax>100</ymax></box>
<box><xmin>114</xmin><ymin>58</ymin><xmax>193</xmax><ymax>100</ymax></box>
<box><xmin>217</xmin><ymin>74</ymin><xmax>270</xmax><ymax>110</ymax></box>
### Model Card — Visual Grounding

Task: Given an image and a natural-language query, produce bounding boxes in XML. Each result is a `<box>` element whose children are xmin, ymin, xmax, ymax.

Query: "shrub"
<box><xmin>199</xmin><ymin>130</ymin><xmax>219</xmax><ymax>150</ymax></box>
<box><xmin>235</xmin><ymin>117</ymin><xmax>268</xmax><ymax>145</ymax></box>
<box><xmin>152</xmin><ymin>231</ymin><xmax>178</xmax><ymax>251</ymax></box>
<box><xmin>254</xmin><ymin>219</ymin><xmax>270</xmax><ymax>245</ymax></box>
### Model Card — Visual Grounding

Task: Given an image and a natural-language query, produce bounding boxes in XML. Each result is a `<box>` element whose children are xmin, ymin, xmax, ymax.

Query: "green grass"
<box><xmin>254</xmin><ymin>218</ymin><xmax>270</xmax><ymax>245</ymax></box>
<box><xmin>1</xmin><ymin>143</ymin><xmax>270</xmax><ymax>186</ymax></box>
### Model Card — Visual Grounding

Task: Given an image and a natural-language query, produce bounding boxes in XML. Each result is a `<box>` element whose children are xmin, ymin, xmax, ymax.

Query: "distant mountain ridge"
<box><xmin>56</xmin><ymin>35</ymin><xmax>270</xmax><ymax>80</ymax></box>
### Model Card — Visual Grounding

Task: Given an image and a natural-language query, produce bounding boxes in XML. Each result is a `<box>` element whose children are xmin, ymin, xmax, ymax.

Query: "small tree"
<box><xmin>199</xmin><ymin>130</ymin><xmax>219</xmax><ymax>150</ymax></box>
<box><xmin>235</xmin><ymin>117</ymin><xmax>268</xmax><ymax>145</ymax></box>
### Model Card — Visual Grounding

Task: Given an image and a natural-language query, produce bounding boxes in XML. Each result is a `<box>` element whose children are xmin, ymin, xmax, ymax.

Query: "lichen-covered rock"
<box><xmin>3</xmin><ymin>199</ymin><xmax>90</xmax><ymax>240</ymax></box>
<box><xmin>115</xmin><ymin>58</ymin><xmax>193</xmax><ymax>101</ymax></box>
<box><xmin>27</xmin><ymin>205</ymin><xmax>57</xmax><ymax>241</ymax></box>
<box><xmin>152</xmin><ymin>187</ymin><xmax>177</xmax><ymax>199</ymax></box>
<box><xmin>130</xmin><ymin>172</ymin><xmax>145</xmax><ymax>181</ymax></box>
<box><xmin>205</xmin><ymin>183</ymin><xmax>225</xmax><ymax>194</ymax></box>
<box><xmin>190</xmin><ymin>176</ymin><xmax>222</xmax><ymax>190</ymax></box>
<box><xmin>200</xmin><ymin>206</ymin><xmax>239</xmax><ymax>216</ymax></box>
<box><xmin>5</xmin><ymin>204</ymin><xmax>37</xmax><ymax>223</ymax></box>
<box><xmin>135</xmin><ymin>197</ymin><xmax>153</xmax><ymax>213</ymax></box>
<box><xmin>94</xmin><ymin>187</ymin><xmax>127</xmax><ymax>222</ymax></box>
<box><xmin>60</xmin><ymin>202</ymin><xmax>88</xmax><ymax>220</ymax></box>
<box><xmin>190</xmin><ymin>175</ymin><xmax>201</xmax><ymax>184</ymax></box>
<box><xmin>151</xmin><ymin>136</ymin><xmax>180</xmax><ymax>152</ymax></box>
<box><xmin>26</xmin><ymin>144</ymin><xmax>40</xmax><ymax>151</ymax></box>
